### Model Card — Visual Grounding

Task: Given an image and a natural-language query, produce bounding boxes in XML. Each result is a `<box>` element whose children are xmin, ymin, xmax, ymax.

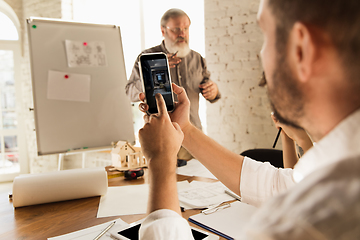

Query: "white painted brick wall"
<box><xmin>21</xmin><ymin>0</ymin><xmax>64</xmax><ymax>173</ymax></box>
<box><xmin>204</xmin><ymin>0</ymin><xmax>281</xmax><ymax>155</ymax></box>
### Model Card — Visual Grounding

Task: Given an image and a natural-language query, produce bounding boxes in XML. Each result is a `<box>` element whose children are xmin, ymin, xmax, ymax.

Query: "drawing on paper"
<box><xmin>65</xmin><ymin>40</ymin><xmax>108</xmax><ymax>67</ymax></box>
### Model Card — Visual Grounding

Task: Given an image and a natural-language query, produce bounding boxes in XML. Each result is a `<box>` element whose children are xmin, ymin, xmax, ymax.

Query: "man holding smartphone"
<box><xmin>125</xmin><ymin>8</ymin><xmax>221</xmax><ymax>161</ymax></box>
<box><xmin>137</xmin><ymin>0</ymin><xmax>360</xmax><ymax>239</ymax></box>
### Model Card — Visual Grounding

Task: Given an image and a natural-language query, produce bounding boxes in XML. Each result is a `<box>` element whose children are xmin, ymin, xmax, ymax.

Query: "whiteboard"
<box><xmin>27</xmin><ymin>17</ymin><xmax>135</xmax><ymax>155</ymax></box>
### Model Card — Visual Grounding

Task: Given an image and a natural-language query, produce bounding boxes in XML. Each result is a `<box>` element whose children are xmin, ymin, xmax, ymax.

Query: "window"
<box><xmin>0</xmin><ymin>5</ymin><xmax>28</xmax><ymax>182</ymax></box>
<box><xmin>0</xmin><ymin>12</ymin><xmax>19</xmax><ymax>40</ymax></box>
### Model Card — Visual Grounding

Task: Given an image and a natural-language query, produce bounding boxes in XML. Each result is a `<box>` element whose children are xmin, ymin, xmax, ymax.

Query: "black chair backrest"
<box><xmin>240</xmin><ymin>148</ymin><xmax>284</xmax><ymax>168</ymax></box>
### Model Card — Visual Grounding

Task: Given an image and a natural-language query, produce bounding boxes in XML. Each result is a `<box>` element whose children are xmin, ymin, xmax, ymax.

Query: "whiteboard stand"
<box><xmin>57</xmin><ymin>147</ymin><xmax>112</xmax><ymax>171</ymax></box>
<box><xmin>82</xmin><ymin>152</ymin><xmax>86</xmax><ymax>168</ymax></box>
<box><xmin>57</xmin><ymin>152</ymin><xmax>86</xmax><ymax>170</ymax></box>
<box><xmin>58</xmin><ymin>153</ymin><xmax>65</xmax><ymax>171</ymax></box>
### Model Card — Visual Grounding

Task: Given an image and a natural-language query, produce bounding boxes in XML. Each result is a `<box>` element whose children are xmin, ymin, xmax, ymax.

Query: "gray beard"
<box><xmin>164</xmin><ymin>38</ymin><xmax>191</xmax><ymax>58</ymax></box>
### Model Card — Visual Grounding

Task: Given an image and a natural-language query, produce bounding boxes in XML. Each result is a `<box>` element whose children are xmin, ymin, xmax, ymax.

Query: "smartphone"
<box><xmin>110</xmin><ymin>222</ymin><xmax>211</xmax><ymax>240</ymax></box>
<box><xmin>139</xmin><ymin>53</ymin><xmax>175</xmax><ymax>114</ymax></box>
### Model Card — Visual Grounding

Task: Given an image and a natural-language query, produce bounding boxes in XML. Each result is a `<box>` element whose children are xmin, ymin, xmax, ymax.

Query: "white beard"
<box><xmin>164</xmin><ymin>36</ymin><xmax>191</xmax><ymax>58</ymax></box>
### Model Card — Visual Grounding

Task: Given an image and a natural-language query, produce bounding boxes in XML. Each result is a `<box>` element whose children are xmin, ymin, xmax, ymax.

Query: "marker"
<box><xmin>93</xmin><ymin>221</ymin><xmax>116</xmax><ymax>240</ymax></box>
<box><xmin>225</xmin><ymin>189</ymin><xmax>241</xmax><ymax>201</ymax></box>
<box><xmin>272</xmin><ymin>128</ymin><xmax>282</xmax><ymax>148</ymax></box>
<box><xmin>32</xmin><ymin>25</ymin><xmax>37</xmax><ymax>29</ymax></box>
<box><xmin>170</xmin><ymin>51</ymin><xmax>178</xmax><ymax>57</ymax></box>
<box><xmin>83</xmin><ymin>42</ymin><xmax>88</xmax><ymax>46</ymax></box>
<box><xmin>66</xmin><ymin>147</ymin><xmax>89</xmax><ymax>152</ymax></box>
<box><xmin>64</xmin><ymin>75</ymin><xmax>69</xmax><ymax>79</ymax></box>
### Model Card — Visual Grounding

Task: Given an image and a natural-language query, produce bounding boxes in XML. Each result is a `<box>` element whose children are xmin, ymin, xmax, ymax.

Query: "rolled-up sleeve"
<box><xmin>201</xmin><ymin>57</ymin><xmax>221</xmax><ymax>103</ymax></box>
<box><xmin>139</xmin><ymin>209</ymin><xmax>194</xmax><ymax>240</ymax></box>
<box><xmin>240</xmin><ymin>157</ymin><xmax>296</xmax><ymax>207</ymax></box>
<box><xmin>125</xmin><ymin>57</ymin><xmax>143</xmax><ymax>102</ymax></box>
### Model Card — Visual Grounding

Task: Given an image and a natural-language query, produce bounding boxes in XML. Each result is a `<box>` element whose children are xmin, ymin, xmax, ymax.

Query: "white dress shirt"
<box><xmin>139</xmin><ymin>209</ymin><xmax>194</xmax><ymax>240</ymax></box>
<box><xmin>139</xmin><ymin>109</ymin><xmax>360</xmax><ymax>239</ymax></box>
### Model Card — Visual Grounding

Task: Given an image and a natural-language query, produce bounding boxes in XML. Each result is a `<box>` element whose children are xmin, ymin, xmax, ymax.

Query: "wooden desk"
<box><xmin>0</xmin><ymin>168</ymin><xmax>225</xmax><ymax>240</ymax></box>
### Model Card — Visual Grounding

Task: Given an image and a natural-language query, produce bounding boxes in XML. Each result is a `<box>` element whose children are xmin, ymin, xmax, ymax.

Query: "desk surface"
<box><xmin>0</xmin><ymin>167</ymin><xmax>225</xmax><ymax>240</ymax></box>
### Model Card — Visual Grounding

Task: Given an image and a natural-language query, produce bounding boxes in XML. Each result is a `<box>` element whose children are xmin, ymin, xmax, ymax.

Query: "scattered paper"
<box><xmin>189</xmin><ymin>201</ymin><xmax>258</xmax><ymax>240</ymax></box>
<box><xmin>177</xmin><ymin>159</ymin><xmax>217</xmax><ymax>180</ymax></box>
<box><xmin>47</xmin><ymin>70</ymin><xmax>91</xmax><ymax>102</ymax></box>
<box><xmin>47</xmin><ymin>218</ymin><xmax>128</xmax><ymax>240</ymax></box>
<box><xmin>97</xmin><ymin>181</ymin><xmax>192</xmax><ymax>218</ymax></box>
<box><xmin>178</xmin><ymin>181</ymin><xmax>235</xmax><ymax>209</ymax></box>
<box><xmin>97</xmin><ymin>184</ymin><xmax>149</xmax><ymax>218</ymax></box>
<box><xmin>65</xmin><ymin>40</ymin><xmax>107</xmax><ymax>67</ymax></box>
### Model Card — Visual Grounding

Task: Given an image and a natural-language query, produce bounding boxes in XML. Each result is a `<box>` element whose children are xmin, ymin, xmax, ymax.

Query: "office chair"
<box><xmin>240</xmin><ymin>148</ymin><xmax>284</xmax><ymax>168</ymax></box>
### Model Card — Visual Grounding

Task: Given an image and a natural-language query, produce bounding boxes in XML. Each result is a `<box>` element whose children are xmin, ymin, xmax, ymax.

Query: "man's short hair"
<box><xmin>268</xmin><ymin>0</ymin><xmax>360</xmax><ymax>85</ymax></box>
<box><xmin>161</xmin><ymin>8</ymin><xmax>191</xmax><ymax>27</ymax></box>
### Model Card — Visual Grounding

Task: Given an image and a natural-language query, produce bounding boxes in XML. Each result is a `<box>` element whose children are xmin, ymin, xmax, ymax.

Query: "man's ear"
<box><xmin>288</xmin><ymin>22</ymin><xmax>315</xmax><ymax>83</ymax></box>
<box><xmin>161</xmin><ymin>27</ymin><xmax>165</xmax><ymax>37</ymax></box>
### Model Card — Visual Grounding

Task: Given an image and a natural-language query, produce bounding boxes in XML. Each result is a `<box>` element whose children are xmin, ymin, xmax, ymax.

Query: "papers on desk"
<box><xmin>179</xmin><ymin>181</ymin><xmax>236</xmax><ymax>209</ymax></box>
<box><xmin>47</xmin><ymin>218</ymin><xmax>128</xmax><ymax>240</ymax></box>
<box><xmin>97</xmin><ymin>184</ymin><xmax>148</xmax><ymax>218</ymax></box>
<box><xmin>177</xmin><ymin>159</ymin><xmax>217</xmax><ymax>179</ymax></box>
<box><xmin>188</xmin><ymin>201</ymin><xmax>258</xmax><ymax>240</ymax></box>
<box><xmin>96</xmin><ymin>179</ymin><xmax>236</xmax><ymax>218</ymax></box>
<box><xmin>97</xmin><ymin>181</ymin><xmax>193</xmax><ymax>218</ymax></box>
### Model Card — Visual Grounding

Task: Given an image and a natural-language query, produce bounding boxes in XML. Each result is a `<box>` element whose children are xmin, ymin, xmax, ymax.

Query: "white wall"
<box><xmin>204</xmin><ymin>0</ymin><xmax>279</xmax><ymax>154</ymax></box>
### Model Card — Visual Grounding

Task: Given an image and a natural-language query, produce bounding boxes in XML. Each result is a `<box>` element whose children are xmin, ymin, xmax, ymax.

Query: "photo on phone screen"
<box><xmin>139</xmin><ymin>53</ymin><xmax>175</xmax><ymax>114</ymax></box>
<box><xmin>116</xmin><ymin>223</ymin><xmax>209</xmax><ymax>240</ymax></box>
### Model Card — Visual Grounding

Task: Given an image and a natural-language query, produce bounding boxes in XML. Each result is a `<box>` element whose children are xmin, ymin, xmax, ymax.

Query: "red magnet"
<box><xmin>83</xmin><ymin>42</ymin><xmax>88</xmax><ymax>46</ymax></box>
<box><xmin>64</xmin><ymin>75</ymin><xmax>69</xmax><ymax>79</ymax></box>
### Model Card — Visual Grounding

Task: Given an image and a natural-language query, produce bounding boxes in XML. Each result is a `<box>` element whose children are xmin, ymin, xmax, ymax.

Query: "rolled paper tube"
<box><xmin>12</xmin><ymin>168</ymin><xmax>108</xmax><ymax>208</ymax></box>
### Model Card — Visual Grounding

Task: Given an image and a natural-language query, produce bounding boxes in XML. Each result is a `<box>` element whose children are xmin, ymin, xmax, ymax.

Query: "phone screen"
<box><xmin>139</xmin><ymin>53</ymin><xmax>174</xmax><ymax>114</ymax></box>
<box><xmin>117</xmin><ymin>224</ymin><xmax>208</xmax><ymax>240</ymax></box>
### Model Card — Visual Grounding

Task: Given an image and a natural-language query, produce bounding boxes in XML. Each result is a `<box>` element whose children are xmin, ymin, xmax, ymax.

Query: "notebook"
<box><xmin>188</xmin><ymin>201</ymin><xmax>257</xmax><ymax>240</ymax></box>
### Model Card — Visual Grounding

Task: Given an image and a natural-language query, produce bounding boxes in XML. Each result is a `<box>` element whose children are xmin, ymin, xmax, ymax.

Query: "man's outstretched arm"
<box><xmin>140</xmin><ymin>84</ymin><xmax>244</xmax><ymax>196</ymax></box>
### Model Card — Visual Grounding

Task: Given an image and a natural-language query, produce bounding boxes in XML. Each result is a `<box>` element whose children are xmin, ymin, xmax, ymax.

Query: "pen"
<box><xmin>272</xmin><ymin>128</ymin><xmax>282</xmax><ymax>148</ymax></box>
<box><xmin>93</xmin><ymin>221</ymin><xmax>116</xmax><ymax>240</ymax></box>
<box><xmin>170</xmin><ymin>51</ymin><xmax>178</xmax><ymax>57</ymax></box>
<box><xmin>225</xmin><ymin>189</ymin><xmax>241</xmax><ymax>201</ymax></box>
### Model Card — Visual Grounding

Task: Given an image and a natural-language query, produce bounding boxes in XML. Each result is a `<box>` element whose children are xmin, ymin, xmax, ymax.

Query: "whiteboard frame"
<box><xmin>27</xmin><ymin>17</ymin><xmax>135</xmax><ymax>155</ymax></box>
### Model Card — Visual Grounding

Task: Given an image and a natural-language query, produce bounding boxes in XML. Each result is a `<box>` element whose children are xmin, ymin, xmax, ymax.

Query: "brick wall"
<box><xmin>22</xmin><ymin>0</ymin><xmax>64</xmax><ymax>172</ymax></box>
<box><xmin>204</xmin><ymin>0</ymin><xmax>280</xmax><ymax>154</ymax></box>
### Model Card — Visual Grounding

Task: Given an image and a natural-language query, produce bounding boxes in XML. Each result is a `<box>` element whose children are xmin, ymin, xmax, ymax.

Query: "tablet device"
<box><xmin>109</xmin><ymin>219</ymin><xmax>218</xmax><ymax>240</ymax></box>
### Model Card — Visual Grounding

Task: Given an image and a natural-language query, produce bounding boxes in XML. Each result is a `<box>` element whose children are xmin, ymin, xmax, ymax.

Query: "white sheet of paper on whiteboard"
<box><xmin>47</xmin><ymin>70</ymin><xmax>91</xmax><ymax>102</ymax></box>
<box><xmin>65</xmin><ymin>40</ymin><xmax>107</xmax><ymax>67</ymax></box>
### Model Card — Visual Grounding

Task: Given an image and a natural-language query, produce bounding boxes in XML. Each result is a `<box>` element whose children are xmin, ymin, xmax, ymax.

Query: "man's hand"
<box><xmin>138</xmin><ymin>93</ymin><xmax>184</xmax><ymax>215</ymax></box>
<box><xmin>139</xmin><ymin>83</ymin><xmax>192</xmax><ymax>132</ymax></box>
<box><xmin>200</xmin><ymin>80</ymin><xmax>219</xmax><ymax>101</ymax></box>
<box><xmin>138</xmin><ymin>93</ymin><xmax>184</xmax><ymax>171</ymax></box>
<box><xmin>167</xmin><ymin>53</ymin><xmax>181</xmax><ymax>68</ymax></box>
<box><xmin>271</xmin><ymin>113</ymin><xmax>313</xmax><ymax>149</ymax></box>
